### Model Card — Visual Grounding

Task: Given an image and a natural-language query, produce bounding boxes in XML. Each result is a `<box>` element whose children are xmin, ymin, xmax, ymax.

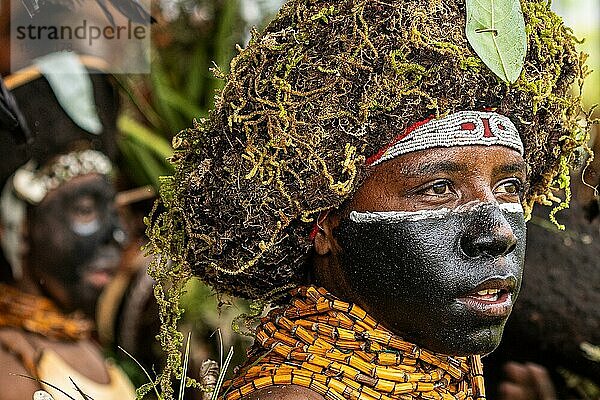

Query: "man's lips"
<box><xmin>457</xmin><ymin>276</ymin><xmax>517</xmax><ymax>318</ymax></box>
<box><xmin>82</xmin><ymin>255</ymin><xmax>120</xmax><ymax>288</ymax></box>
<box><xmin>84</xmin><ymin>269</ymin><xmax>115</xmax><ymax>288</ymax></box>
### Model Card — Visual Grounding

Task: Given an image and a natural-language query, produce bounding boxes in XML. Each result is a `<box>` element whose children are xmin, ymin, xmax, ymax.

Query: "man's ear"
<box><xmin>314</xmin><ymin>213</ymin><xmax>340</xmax><ymax>256</ymax></box>
<box><xmin>312</xmin><ymin>212</ymin><xmax>353</xmax><ymax>300</ymax></box>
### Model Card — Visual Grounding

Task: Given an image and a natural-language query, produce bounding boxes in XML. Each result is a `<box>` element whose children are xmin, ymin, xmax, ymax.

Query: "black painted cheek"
<box><xmin>28</xmin><ymin>196</ymin><xmax>123</xmax><ymax>312</ymax></box>
<box><xmin>334</xmin><ymin>205</ymin><xmax>526</xmax><ymax>356</ymax></box>
<box><xmin>31</xmin><ymin>205</ymin><xmax>117</xmax><ymax>278</ymax></box>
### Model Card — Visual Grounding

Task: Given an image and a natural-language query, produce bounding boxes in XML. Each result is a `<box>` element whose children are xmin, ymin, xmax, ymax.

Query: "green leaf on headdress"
<box><xmin>35</xmin><ymin>52</ymin><xmax>103</xmax><ymax>134</ymax></box>
<box><xmin>466</xmin><ymin>0</ymin><xmax>527</xmax><ymax>83</ymax></box>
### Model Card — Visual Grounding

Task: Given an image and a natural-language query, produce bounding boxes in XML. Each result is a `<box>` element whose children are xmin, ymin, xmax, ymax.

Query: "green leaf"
<box><xmin>35</xmin><ymin>53</ymin><xmax>103</xmax><ymax>135</ymax></box>
<box><xmin>117</xmin><ymin>115</ymin><xmax>174</xmax><ymax>188</ymax></box>
<box><xmin>160</xmin><ymin>86</ymin><xmax>204</xmax><ymax>123</ymax></box>
<box><xmin>466</xmin><ymin>0</ymin><xmax>527</xmax><ymax>83</ymax></box>
<box><xmin>186</xmin><ymin>44</ymin><xmax>208</xmax><ymax>104</ymax></box>
<box><xmin>152</xmin><ymin>63</ymin><xmax>188</xmax><ymax>132</ymax></box>
<box><xmin>118</xmin><ymin>115</ymin><xmax>173</xmax><ymax>160</ymax></box>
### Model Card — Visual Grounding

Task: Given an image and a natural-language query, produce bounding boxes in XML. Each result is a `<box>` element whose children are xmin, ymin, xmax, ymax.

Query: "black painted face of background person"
<box><xmin>25</xmin><ymin>174</ymin><xmax>125</xmax><ymax>316</ymax></box>
<box><xmin>313</xmin><ymin>145</ymin><xmax>527</xmax><ymax>356</ymax></box>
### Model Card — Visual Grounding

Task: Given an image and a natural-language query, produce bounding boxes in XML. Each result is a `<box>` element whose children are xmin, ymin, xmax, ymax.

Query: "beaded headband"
<box><xmin>366</xmin><ymin>111</ymin><xmax>524</xmax><ymax>166</ymax></box>
<box><xmin>11</xmin><ymin>149</ymin><xmax>113</xmax><ymax>205</ymax></box>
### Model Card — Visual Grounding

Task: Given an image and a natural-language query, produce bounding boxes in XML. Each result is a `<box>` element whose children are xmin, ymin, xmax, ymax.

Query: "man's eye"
<box><xmin>495</xmin><ymin>180</ymin><xmax>523</xmax><ymax>196</ymax></box>
<box><xmin>424</xmin><ymin>181</ymin><xmax>453</xmax><ymax>195</ymax></box>
<box><xmin>74</xmin><ymin>204</ymin><xmax>94</xmax><ymax>215</ymax></box>
<box><xmin>71</xmin><ymin>197</ymin><xmax>99</xmax><ymax>223</ymax></box>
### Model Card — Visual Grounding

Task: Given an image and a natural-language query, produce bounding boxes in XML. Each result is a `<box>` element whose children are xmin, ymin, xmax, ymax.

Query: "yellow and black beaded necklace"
<box><xmin>0</xmin><ymin>283</ymin><xmax>92</xmax><ymax>341</ymax></box>
<box><xmin>224</xmin><ymin>286</ymin><xmax>485</xmax><ymax>400</ymax></box>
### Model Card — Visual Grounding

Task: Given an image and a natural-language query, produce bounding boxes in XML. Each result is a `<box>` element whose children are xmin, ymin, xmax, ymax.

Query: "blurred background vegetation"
<box><xmin>113</xmin><ymin>0</ymin><xmax>286</xmax><ymax>391</ymax></box>
<box><xmin>552</xmin><ymin>0</ymin><xmax>599</xmax><ymax>115</ymax></box>
<box><xmin>117</xmin><ymin>0</ymin><xmax>285</xmax><ymax>189</ymax></box>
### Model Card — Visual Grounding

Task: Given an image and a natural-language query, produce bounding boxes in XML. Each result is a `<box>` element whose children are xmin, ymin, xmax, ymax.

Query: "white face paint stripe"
<box><xmin>349</xmin><ymin>202</ymin><xmax>524</xmax><ymax>223</ymax></box>
<box><xmin>498</xmin><ymin>202</ymin><xmax>524</xmax><ymax>213</ymax></box>
<box><xmin>350</xmin><ymin>209</ymin><xmax>453</xmax><ymax>223</ymax></box>
<box><xmin>71</xmin><ymin>219</ymin><xmax>102</xmax><ymax>236</ymax></box>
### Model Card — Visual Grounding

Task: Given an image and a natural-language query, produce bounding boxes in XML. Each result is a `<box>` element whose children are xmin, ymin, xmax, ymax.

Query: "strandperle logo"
<box><xmin>10</xmin><ymin>0</ymin><xmax>151</xmax><ymax>73</ymax></box>
<box><xmin>15</xmin><ymin>20</ymin><xmax>148</xmax><ymax>47</ymax></box>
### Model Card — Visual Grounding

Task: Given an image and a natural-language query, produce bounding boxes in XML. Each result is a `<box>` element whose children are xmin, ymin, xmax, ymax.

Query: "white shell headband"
<box><xmin>11</xmin><ymin>149</ymin><xmax>113</xmax><ymax>205</ymax></box>
<box><xmin>366</xmin><ymin>111</ymin><xmax>524</xmax><ymax>166</ymax></box>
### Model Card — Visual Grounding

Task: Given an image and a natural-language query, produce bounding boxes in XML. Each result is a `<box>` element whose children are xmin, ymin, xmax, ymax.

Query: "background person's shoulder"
<box><xmin>0</xmin><ymin>329</ymin><xmax>41</xmax><ymax>400</ymax></box>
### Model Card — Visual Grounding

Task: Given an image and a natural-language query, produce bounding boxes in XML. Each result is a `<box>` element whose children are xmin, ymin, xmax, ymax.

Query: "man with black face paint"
<box><xmin>0</xmin><ymin>56</ymin><xmax>135</xmax><ymax>399</ymax></box>
<box><xmin>224</xmin><ymin>111</ymin><xmax>528</xmax><ymax>400</ymax></box>
<box><xmin>148</xmin><ymin>1</ymin><xmax>589</xmax><ymax>399</ymax></box>
<box><xmin>314</xmin><ymin>128</ymin><xmax>527</xmax><ymax>357</ymax></box>
<box><xmin>14</xmin><ymin>152</ymin><xmax>124</xmax><ymax>317</ymax></box>
<box><xmin>0</xmin><ymin>149</ymin><xmax>136</xmax><ymax>400</ymax></box>
<box><xmin>312</xmin><ymin>112</ymin><xmax>527</xmax><ymax>357</ymax></box>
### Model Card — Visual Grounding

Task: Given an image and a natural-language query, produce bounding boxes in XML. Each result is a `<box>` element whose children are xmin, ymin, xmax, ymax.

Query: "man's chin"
<box><xmin>72</xmin><ymin>285</ymin><xmax>103</xmax><ymax>317</ymax></box>
<box><xmin>420</xmin><ymin>324</ymin><xmax>506</xmax><ymax>356</ymax></box>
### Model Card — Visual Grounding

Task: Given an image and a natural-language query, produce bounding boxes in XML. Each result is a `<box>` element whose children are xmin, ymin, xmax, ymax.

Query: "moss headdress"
<box><xmin>150</xmin><ymin>0</ymin><xmax>589</xmax><ymax>300</ymax></box>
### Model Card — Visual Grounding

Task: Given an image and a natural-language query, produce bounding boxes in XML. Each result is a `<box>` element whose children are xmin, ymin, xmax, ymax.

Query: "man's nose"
<box><xmin>459</xmin><ymin>205</ymin><xmax>517</xmax><ymax>258</ymax></box>
<box><xmin>104</xmin><ymin>210</ymin><xmax>128</xmax><ymax>248</ymax></box>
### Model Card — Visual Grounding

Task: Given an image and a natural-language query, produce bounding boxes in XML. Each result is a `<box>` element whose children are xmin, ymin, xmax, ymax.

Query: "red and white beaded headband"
<box><xmin>366</xmin><ymin>111</ymin><xmax>524</xmax><ymax>166</ymax></box>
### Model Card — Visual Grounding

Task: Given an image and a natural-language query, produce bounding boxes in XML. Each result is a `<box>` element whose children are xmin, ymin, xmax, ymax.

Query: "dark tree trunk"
<box><xmin>485</xmin><ymin>200</ymin><xmax>600</xmax><ymax>397</ymax></box>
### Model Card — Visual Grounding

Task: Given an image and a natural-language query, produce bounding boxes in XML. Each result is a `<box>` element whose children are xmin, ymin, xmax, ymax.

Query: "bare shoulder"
<box><xmin>28</xmin><ymin>335</ymin><xmax>110</xmax><ymax>384</ymax></box>
<box><xmin>240</xmin><ymin>385</ymin><xmax>326</xmax><ymax>400</ymax></box>
<box><xmin>0</xmin><ymin>346</ymin><xmax>41</xmax><ymax>400</ymax></box>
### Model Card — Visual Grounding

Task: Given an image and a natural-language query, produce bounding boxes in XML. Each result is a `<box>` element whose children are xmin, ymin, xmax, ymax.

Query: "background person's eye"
<box><xmin>70</xmin><ymin>196</ymin><xmax>99</xmax><ymax>224</ymax></box>
<box><xmin>494</xmin><ymin>179</ymin><xmax>523</xmax><ymax>196</ymax></box>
